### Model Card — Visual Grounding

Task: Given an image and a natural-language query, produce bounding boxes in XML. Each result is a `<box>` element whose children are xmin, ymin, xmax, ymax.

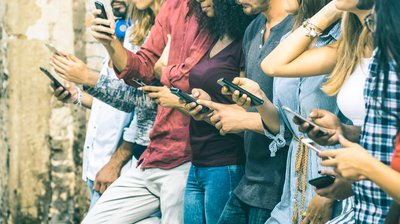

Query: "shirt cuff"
<box><xmin>262</xmin><ymin>119</ymin><xmax>288</xmax><ymax>157</ymax></box>
<box><xmin>122</xmin><ymin>114</ymin><xmax>138</xmax><ymax>143</ymax></box>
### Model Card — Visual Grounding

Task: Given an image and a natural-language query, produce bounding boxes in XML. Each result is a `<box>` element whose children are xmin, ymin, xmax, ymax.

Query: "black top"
<box><xmin>189</xmin><ymin>38</ymin><xmax>245</xmax><ymax>167</ymax></box>
<box><xmin>233</xmin><ymin>14</ymin><xmax>294</xmax><ymax>209</ymax></box>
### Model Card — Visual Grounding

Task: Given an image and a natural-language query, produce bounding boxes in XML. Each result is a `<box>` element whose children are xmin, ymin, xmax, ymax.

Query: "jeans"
<box><xmin>217</xmin><ymin>193</ymin><xmax>271</xmax><ymax>224</ymax></box>
<box><xmin>86</xmin><ymin>179</ymin><xmax>101</xmax><ymax>209</ymax></box>
<box><xmin>184</xmin><ymin>164</ymin><xmax>244</xmax><ymax>224</ymax></box>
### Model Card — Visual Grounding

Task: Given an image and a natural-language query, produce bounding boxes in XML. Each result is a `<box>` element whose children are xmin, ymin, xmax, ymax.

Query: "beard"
<box><xmin>111</xmin><ymin>0</ymin><xmax>128</xmax><ymax>18</ymax></box>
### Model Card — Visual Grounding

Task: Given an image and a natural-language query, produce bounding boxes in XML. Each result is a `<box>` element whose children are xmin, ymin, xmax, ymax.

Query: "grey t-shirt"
<box><xmin>233</xmin><ymin>14</ymin><xmax>294</xmax><ymax>210</ymax></box>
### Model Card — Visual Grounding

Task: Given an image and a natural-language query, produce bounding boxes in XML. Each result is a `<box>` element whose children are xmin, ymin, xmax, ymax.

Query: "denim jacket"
<box><xmin>264</xmin><ymin>23</ymin><xmax>355</xmax><ymax>224</ymax></box>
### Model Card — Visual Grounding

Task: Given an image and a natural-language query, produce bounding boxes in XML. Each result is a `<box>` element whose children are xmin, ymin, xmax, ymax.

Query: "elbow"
<box><xmin>261</xmin><ymin>60</ymin><xmax>279</xmax><ymax>77</ymax></box>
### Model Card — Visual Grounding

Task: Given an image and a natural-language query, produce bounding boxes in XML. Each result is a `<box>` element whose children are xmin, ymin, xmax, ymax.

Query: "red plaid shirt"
<box><xmin>115</xmin><ymin>0</ymin><xmax>213</xmax><ymax>169</ymax></box>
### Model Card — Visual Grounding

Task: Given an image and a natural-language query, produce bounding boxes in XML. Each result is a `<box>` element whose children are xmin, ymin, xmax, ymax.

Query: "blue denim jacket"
<box><xmin>264</xmin><ymin>23</ymin><xmax>355</xmax><ymax>224</ymax></box>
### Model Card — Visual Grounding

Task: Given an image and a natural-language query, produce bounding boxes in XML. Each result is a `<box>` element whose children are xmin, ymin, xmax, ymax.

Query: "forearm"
<box><xmin>341</xmin><ymin>124</ymin><xmax>361</xmax><ymax>143</ymax></box>
<box><xmin>256</xmin><ymin>95</ymin><xmax>281</xmax><ymax>134</ymax></box>
<box><xmin>365</xmin><ymin>159</ymin><xmax>400</xmax><ymax>204</ymax></box>
<box><xmin>109</xmin><ymin>140</ymin><xmax>134</xmax><ymax>168</ymax></box>
<box><xmin>105</xmin><ymin>39</ymin><xmax>127</xmax><ymax>73</ymax></box>
<box><xmin>81</xmin><ymin>92</ymin><xmax>93</xmax><ymax>109</ymax></box>
<box><xmin>242</xmin><ymin>112</ymin><xmax>264</xmax><ymax>135</ymax></box>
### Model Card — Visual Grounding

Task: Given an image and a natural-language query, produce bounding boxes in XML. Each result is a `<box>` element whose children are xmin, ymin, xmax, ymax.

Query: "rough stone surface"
<box><xmin>0</xmin><ymin>0</ymin><xmax>92</xmax><ymax>223</ymax></box>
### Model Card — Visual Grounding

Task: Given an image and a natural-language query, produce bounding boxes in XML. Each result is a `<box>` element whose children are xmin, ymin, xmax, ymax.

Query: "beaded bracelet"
<box><xmin>73</xmin><ymin>87</ymin><xmax>83</xmax><ymax>106</ymax></box>
<box><xmin>302</xmin><ymin>19</ymin><xmax>322</xmax><ymax>38</ymax></box>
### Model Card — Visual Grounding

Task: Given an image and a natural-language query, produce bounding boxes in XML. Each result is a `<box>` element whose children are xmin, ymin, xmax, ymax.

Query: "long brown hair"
<box><xmin>128</xmin><ymin>0</ymin><xmax>164</xmax><ymax>46</ymax></box>
<box><xmin>322</xmin><ymin>12</ymin><xmax>373</xmax><ymax>95</ymax></box>
<box><xmin>293</xmin><ymin>0</ymin><xmax>332</xmax><ymax>29</ymax></box>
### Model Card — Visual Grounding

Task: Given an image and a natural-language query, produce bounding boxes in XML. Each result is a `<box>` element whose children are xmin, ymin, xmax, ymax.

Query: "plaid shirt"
<box><xmin>353</xmin><ymin>55</ymin><xmax>400</xmax><ymax>223</ymax></box>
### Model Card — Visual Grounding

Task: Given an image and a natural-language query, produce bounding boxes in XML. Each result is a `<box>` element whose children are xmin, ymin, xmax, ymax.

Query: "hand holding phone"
<box><xmin>217</xmin><ymin>78</ymin><xmax>264</xmax><ymax>106</ymax></box>
<box><xmin>40</xmin><ymin>67</ymin><xmax>71</xmax><ymax>98</ymax></box>
<box><xmin>170</xmin><ymin>87</ymin><xmax>211</xmax><ymax>113</ymax></box>
<box><xmin>282</xmin><ymin>106</ymin><xmax>328</xmax><ymax>135</ymax></box>
<box><xmin>95</xmin><ymin>1</ymin><xmax>109</xmax><ymax>21</ymax></box>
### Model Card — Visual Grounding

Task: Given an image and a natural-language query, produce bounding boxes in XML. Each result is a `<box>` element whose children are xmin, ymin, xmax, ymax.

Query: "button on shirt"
<box><xmin>82</xmin><ymin>64</ymin><xmax>136</xmax><ymax>181</ymax></box>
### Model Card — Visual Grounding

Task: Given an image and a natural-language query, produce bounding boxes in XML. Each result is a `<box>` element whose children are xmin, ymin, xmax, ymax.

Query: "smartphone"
<box><xmin>170</xmin><ymin>87</ymin><xmax>211</xmax><ymax>114</ymax></box>
<box><xmin>282</xmin><ymin>106</ymin><xmax>328</xmax><ymax>135</ymax></box>
<box><xmin>308</xmin><ymin>175</ymin><xmax>336</xmax><ymax>189</ymax></box>
<box><xmin>45</xmin><ymin>43</ymin><xmax>59</xmax><ymax>54</ymax></box>
<box><xmin>217</xmin><ymin>78</ymin><xmax>264</xmax><ymax>106</ymax></box>
<box><xmin>95</xmin><ymin>1</ymin><xmax>109</xmax><ymax>20</ymax></box>
<box><xmin>39</xmin><ymin>67</ymin><xmax>70</xmax><ymax>96</ymax></box>
<box><xmin>301</xmin><ymin>138</ymin><xmax>322</xmax><ymax>154</ymax></box>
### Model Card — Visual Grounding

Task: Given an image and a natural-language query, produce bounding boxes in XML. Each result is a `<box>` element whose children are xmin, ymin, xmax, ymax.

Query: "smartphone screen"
<box><xmin>216</xmin><ymin>78</ymin><xmax>264</xmax><ymax>106</ymax></box>
<box><xmin>282</xmin><ymin>106</ymin><xmax>328</xmax><ymax>135</ymax></box>
<box><xmin>170</xmin><ymin>87</ymin><xmax>210</xmax><ymax>113</ymax></box>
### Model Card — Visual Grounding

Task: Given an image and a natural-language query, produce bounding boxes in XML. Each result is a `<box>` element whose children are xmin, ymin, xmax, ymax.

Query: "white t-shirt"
<box><xmin>337</xmin><ymin>58</ymin><xmax>372</xmax><ymax>126</ymax></box>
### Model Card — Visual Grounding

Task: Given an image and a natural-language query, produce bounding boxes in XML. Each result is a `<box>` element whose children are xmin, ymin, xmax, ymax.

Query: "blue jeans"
<box><xmin>217</xmin><ymin>193</ymin><xmax>271</xmax><ymax>224</ymax></box>
<box><xmin>184</xmin><ymin>164</ymin><xmax>244</xmax><ymax>224</ymax></box>
<box><xmin>86</xmin><ymin>179</ymin><xmax>102</xmax><ymax>209</ymax></box>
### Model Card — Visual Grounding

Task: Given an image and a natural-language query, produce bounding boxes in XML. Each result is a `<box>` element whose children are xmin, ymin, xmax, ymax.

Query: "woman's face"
<box><xmin>196</xmin><ymin>0</ymin><xmax>215</xmax><ymax>17</ymax></box>
<box><xmin>284</xmin><ymin>0</ymin><xmax>300</xmax><ymax>14</ymax></box>
<box><xmin>132</xmin><ymin>0</ymin><xmax>154</xmax><ymax>10</ymax></box>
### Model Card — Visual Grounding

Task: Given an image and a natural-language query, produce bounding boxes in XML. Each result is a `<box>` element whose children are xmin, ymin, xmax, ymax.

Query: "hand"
<box><xmin>314</xmin><ymin>169</ymin><xmax>354</xmax><ymax>200</ymax></box>
<box><xmin>50</xmin><ymin>53</ymin><xmax>97</xmax><ymax>86</ymax></box>
<box><xmin>222</xmin><ymin>77</ymin><xmax>265</xmax><ymax>110</ymax></box>
<box><xmin>154</xmin><ymin>34</ymin><xmax>171</xmax><ymax>80</ymax></box>
<box><xmin>139</xmin><ymin>85</ymin><xmax>182</xmax><ymax>108</ymax></box>
<box><xmin>93</xmin><ymin>161</ymin><xmax>121</xmax><ymax>194</ymax></box>
<box><xmin>301</xmin><ymin>195</ymin><xmax>334</xmax><ymax>224</ymax></box>
<box><xmin>91</xmin><ymin>9</ymin><xmax>117</xmax><ymax>46</ymax></box>
<box><xmin>319</xmin><ymin>136</ymin><xmax>373</xmax><ymax>182</ymax></box>
<box><xmin>196</xmin><ymin>100</ymin><xmax>247</xmax><ymax>135</ymax></box>
<box><xmin>293</xmin><ymin>108</ymin><xmax>341</xmax><ymax>146</ymax></box>
<box><xmin>50</xmin><ymin>81</ymin><xmax>78</xmax><ymax>104</ymax></box>
<box><xmin>184</xmin><ymin>88</ymin><xmax>212</xmax><ymax>121</ymax></box>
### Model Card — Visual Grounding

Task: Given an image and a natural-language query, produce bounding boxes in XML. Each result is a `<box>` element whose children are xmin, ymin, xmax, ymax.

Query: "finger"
<box><xmin>231</xmin><ymin>77</ymin><xmax>241</xmax><ymax>85</ymax></box>
<box><xmin>215</xmin><ymin>121</ymin><xmax>222</xmax><ymax>130</ymax></box>
<box><xmin>221</xmin><ymin>86</ymin><xmax>231</xmax><ymax>95</ymax></box>
<box><xmin>91</xmin><ymin>23</ymin><xmax>115</xmax><ymax>36</ymax></box>
<box><xmin>320</xmin><ymin>157</ymin><xmax>338</xmax><ymax>167</ymax></box>
<box><xmin>58</xmin><ymin>90</ymin><xmax>72</xmax><ymax>101</ymax></box>
<box><xmin>91</xmin><ymin>29</ymin><xmax>114</xmax><ymax>41</ymax></box>
<box><xmin>318</xmin><ymin>150</ymin><xmax>340</xmax><ymax>159</ymax></box>
<box><xmin>93</xmin><ymin>180</ymin><xmax>100</xmax><ymax>192</ymax></box>
<box><xmin>53</xmin><ymin>54</ymin><xmax>73</xmax><ymax>66</ymax></box>
<box><xmin>236</xmin><ymin>94</ymin><xmax>248</xmax><ymax>106</ymax></box>
<box><xmin>92</xmin><ymin>9</ymin><xmax>101</xmax><ymax>18</ymax></box>
<box><xmin>139</xmin><ymin>85</ymin><xmax>163</xmax><ymax>92</ymax></box>
<box><xmin>185</xmin><ymin>102</ymin><xmax>197</xmax><ymax>111</ymax></box>
<box><xmin>319</xmin><ymin>169</ymin><xmax>337</xmax><ymax>176</ymax></box>
<box><xmin>197</xmin><ymin>99</ymin><xmax>220</xmax><ymax>111</ymax></box>
<box><xmin>147</xmin><ymin>92</ymin><xmax>161</xmax><ymax>99</ymax></box>
<box><xmin>309</xmin><ymin>108</ymin><xmax>325</xmax><ymax>119</ymax></box>
<box><xmin>192</xmin><ymin>89</ymin><xmax>201</xmax><ymax>98</ymax></box>
<box><xmin>232</xmin><ymin>90</ymin><xmax>241</xmax><ymax>103</ymax></box>
<box><xmin>54</xmin><ymin>86</ymin><xmax>66</xmax><ymax>97</ymax></box>
<box><xmin>209</xmin><ymin>114</ymin><xmax>220</xmax><ymax>125</ymax></box>
<box><xmin>99</xmin><ymin>183</ymin><xmax>107</xmax><ymax>194</ymax></box>
<box><xmin>338</xmin><ymin>135</ymin><xmax>354</xmax><ymax>147</ymax></box>
<box><xmin>50</xmin><ymin>60</ymin><xmax>68</xmax><ymax>74</ymax></box>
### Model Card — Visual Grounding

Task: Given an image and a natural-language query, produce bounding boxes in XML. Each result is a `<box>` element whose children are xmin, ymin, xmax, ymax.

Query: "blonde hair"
<box><xmin>322</xmin><ymin>12</ymin><xmax>373</xmax><ymax>95</ymax></box>
<box><xmin>128</xmin><ymin>0</ymin><xmax>164</xmax><ymax>46</ymax></box>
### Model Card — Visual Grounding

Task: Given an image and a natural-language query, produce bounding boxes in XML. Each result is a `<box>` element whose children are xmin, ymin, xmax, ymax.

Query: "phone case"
<box><xmin>308</xmin><ymin>175</ymin><xmax>335</xmax><ymax>189</ymax></box>
<box><xmin>170</xmin><ymin>87</ymin><xmax>210</xmax><ymax>113</ymax></box>
<box><xmin>216</xmin><ymin>78</ymin><xmax>264</xmax><ymax>106</ymax></box>
<box><xmin>95</xmin><ymin>1</ymin><xmax>108</xmax><ymax>20</ymax></box>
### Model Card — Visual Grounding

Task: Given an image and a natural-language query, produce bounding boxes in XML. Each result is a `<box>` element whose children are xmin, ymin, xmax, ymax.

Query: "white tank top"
<box><xmin>337</xmin><ymin>58</ymin><xmax>372</xmax><ymax>126</ymax></box>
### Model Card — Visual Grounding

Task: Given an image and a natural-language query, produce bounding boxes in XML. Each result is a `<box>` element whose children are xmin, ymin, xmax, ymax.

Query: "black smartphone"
<box><xmin>217</xmin><ymin>78</ymin><xmax>264</xmax><ymax>106</ymax></box>
<box><xmin>95</xmin><ymin>1</ymin><xmax>109</xmax><ymax>20</ymax></box>
<box><xmin>170</xmin><ymin>87</ymin><xmax>211</xmax><ymax>114</ymax></box>
<box><xmin>282</xmin><ymin>106</ymin><xmax>329</xmax><ymax>135</ymax></box>
<box><xmin>39</xmin><ymin>67</ymin><xmax>71</xmax><ymax>97</ymax></box>
<box><xmin>308</xmin><ymin>175</ymin><xmax>336</xmax><ymax>189</ymax></box>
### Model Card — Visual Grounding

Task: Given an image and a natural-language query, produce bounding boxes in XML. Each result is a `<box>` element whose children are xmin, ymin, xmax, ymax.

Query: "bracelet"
<box><xmin>302</xmin><ymin>19</ymin><xmax>322</xmax><ymax>38</ymax></box>
<box><xmin>73</xmin><ymin>87</ymin><xmax>83</xmax><ymax>106</ymax></box>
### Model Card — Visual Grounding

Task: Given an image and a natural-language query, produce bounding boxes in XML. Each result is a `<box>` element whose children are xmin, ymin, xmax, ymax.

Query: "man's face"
<box><xmin>111</xmin><ymin>0</ymin><xmax>128</xmax><ymax>18</ymax></box>
<box><xmin>236</xmin><ymin>0</ymin><xmax>269</xmax><ymax>15</ymax></box>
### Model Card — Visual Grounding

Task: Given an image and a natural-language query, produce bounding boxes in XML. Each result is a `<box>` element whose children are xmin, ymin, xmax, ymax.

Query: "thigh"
<box><xmin>204</xmin><ymin>165</ymin><xmax>244</xmax><ymax>224</ymax></box>
<box><xmin>147</xmin><ymin>162</ymin><xmax>191</xmax><ymax>224</ymax></box>
<box><xmin>184</xmin><ymin>165</ymin><xmax>206</xmax><ymax>224</ymax></box>
<box><xmin>217</xmin><ymin>194</ymin><xmax>248</xmax><ymax>224</ymax></box>
<box><xmin>247</xmin><ymin>207</ymin><xmax>271</xmax><ymax>224</ymax></box>
<box><xmin>82</xmin><ymin>167</ymin><xmax>160</xmax><ymax>224</ymax></box>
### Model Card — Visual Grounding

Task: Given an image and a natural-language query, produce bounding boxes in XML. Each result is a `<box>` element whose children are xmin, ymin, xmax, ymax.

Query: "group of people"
<box><xmin>48</xmin><ymin>0</ymin><xmax>399</xmax><ymax>223</ymax></box>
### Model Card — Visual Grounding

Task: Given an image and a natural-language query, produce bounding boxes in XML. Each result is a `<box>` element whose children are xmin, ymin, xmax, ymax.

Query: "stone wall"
<box><xmin>0</xmin><ymin>0</ymin><xmax>96</xmax><ymax>223</ymax></box>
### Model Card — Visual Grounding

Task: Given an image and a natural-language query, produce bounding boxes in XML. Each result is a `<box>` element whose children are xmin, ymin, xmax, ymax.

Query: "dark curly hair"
<box><xmin>188</xmin><ymin>0</ymin><xmax>254</xmax><ymax>40</ymax></box>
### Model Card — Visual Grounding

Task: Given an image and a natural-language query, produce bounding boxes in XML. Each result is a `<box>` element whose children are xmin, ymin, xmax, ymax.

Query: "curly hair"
<box><xmin>189</xmin><ymin>0</ymin><xmax>255</xmax><ymax>40</ymax></box>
